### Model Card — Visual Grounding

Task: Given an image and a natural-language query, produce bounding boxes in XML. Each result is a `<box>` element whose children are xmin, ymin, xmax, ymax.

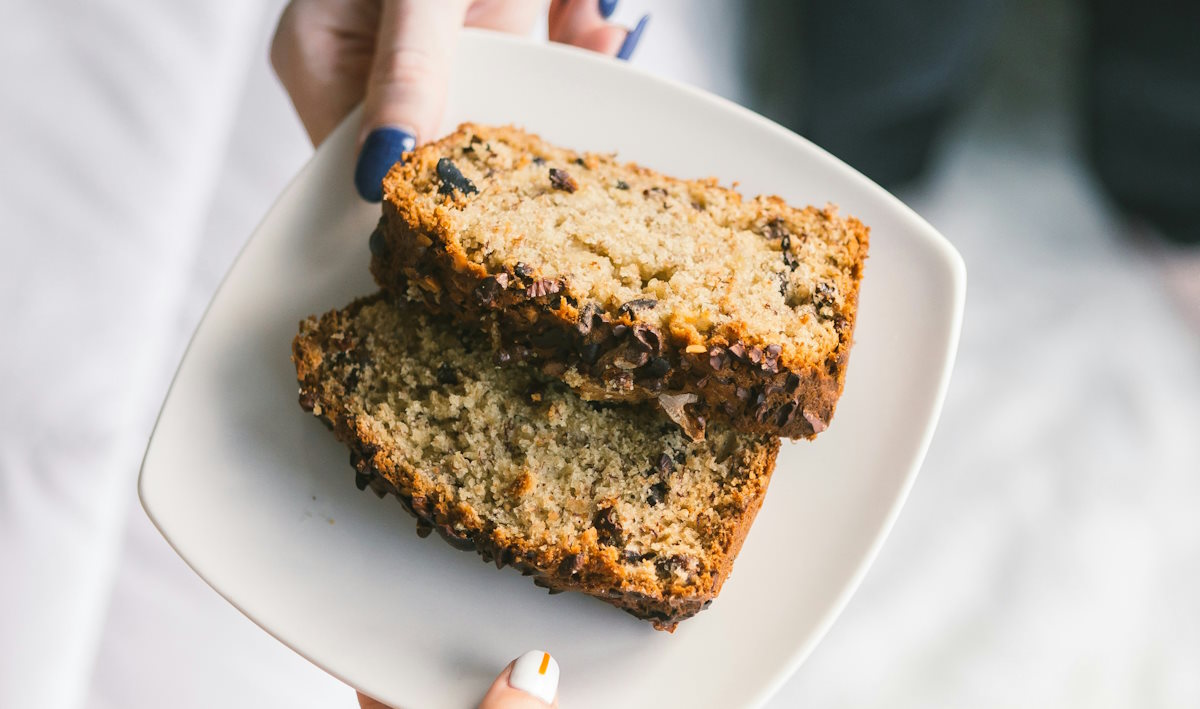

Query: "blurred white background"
<box><xmin>1</xmin><ymin>1</ymin><xmax>1197</xmax><ymax>707</ymax></box>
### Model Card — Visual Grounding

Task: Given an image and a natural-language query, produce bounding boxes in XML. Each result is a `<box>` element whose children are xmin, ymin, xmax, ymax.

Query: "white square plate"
<box><xmin>140</xmin><ymin>30</ymin><xmax>964</xmax><ymax>709</ymax></box>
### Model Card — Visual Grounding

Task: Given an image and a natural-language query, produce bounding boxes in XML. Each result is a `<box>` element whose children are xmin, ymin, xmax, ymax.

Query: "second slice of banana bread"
<box><xmin>293</xmin><ymin>294</ymin><xmax>779</xmax><ymax>630</ymax></box>
<box><xmin>372</xmin><ymin>124</ymin><xmax>868</xmax><ymax>440</ymax></box>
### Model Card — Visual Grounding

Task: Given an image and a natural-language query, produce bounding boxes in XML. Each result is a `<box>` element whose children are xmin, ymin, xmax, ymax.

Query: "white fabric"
<box><xmin>0</xmin><ymin>1</ymin><xmax>1196</xmax><ymax>708</ymax></box>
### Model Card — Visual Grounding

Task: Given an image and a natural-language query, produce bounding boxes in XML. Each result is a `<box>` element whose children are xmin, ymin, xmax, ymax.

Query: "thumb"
<box><xmin>478</xmin><ymin>651</ymin><xmax>561</xmax><ymax>708</ymax></box>
<box><xmin>354</xmin><ymin>0</ymin><xmax>468</xmax><ymax>202</ymax></box>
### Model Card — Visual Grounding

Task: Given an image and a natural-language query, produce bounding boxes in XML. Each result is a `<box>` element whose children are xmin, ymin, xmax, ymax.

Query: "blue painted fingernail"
<box><xmin>598</xmin><ymin>0</ymin><xmax>618</xmax><ymax>19</ymax></box>
<box><xmin>616</xmin><ymin>14</ymin><xmax>648</xmax><ymax>61</ymax></box>
<box><xmin>355</xmin><ymin>127</ymin><xmax>416</xmax><ymax>202</ymax></box>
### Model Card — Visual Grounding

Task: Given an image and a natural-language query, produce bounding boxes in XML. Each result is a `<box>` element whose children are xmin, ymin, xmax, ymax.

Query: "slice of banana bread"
<box><xmin>292</xmin><ymin>294</ymin><xmax>779</xmax><ymax>630</ymax></box>
<box><xmin>371</xmin><ymin>123</ymin><xmax>869</xmax><ymax>440</ymax></box>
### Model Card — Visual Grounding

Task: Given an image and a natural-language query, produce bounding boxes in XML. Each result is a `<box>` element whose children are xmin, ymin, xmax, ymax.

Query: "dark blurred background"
<box><xmin>746</xmin><ymin>0</ymin><xmax>1199</xmax><ymax>246</ymax></box>
<box><xmin>1</xmin><ymin>1</ymin><xmax>1197</xmax><ymax>707</ymax></box>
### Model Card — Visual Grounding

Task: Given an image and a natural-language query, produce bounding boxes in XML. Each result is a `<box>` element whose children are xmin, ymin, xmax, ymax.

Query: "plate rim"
<box><xmin>139</xmin><ymin>28</ymin><xmax>967</xmax><ymax>708</ymax></box>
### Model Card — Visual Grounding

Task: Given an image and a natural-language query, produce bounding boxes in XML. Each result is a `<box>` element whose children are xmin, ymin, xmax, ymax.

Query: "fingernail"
<box><xmin>354</xmin><ymin>127</ymin><xmax>416</xmax><ymax>202</ymax></box>
<box><xmin>509</xmin><ymin>650</ymin><xmax>560</xmax><ymax>705</ymax></box>
<box><xmin>598</xmin><ymin>0</ymin><xmax>618</xmax><ymax>19</ymax></box>
<box><xmin>616</xmin><ymin>14</ymin><xmax>649</xmax><ymax>61</ymax></box>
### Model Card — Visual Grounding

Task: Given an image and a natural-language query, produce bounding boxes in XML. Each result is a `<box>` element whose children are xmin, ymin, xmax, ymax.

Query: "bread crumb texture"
<box><xmin>374</xmin><ymin>124</ymin><xmax>869</xmax><ymax>439</ymax></box>
<box><xmin>293</xmin><ymin>296</ymin><xmax>779</xmax><ymax>629</ymax></box>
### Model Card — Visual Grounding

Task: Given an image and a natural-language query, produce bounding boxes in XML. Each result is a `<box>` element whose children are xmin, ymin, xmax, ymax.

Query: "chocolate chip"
<box><xmin>780</xmin><ymin>232</ymin><xmax>798</xmax><ymax>270</ymax></box>
<box><xmin>775</xmin><ymin>401</ymin><xmax>798</xmax><ymax>426</ymax></box>
<box><xmin>765</xmin><ymin>344</ymin><xmax>782</xmax><ymax>358</ymax></box>
<box><xmin>708</xmin><ymin>347</ymin><xmax>728</xmax><ymax>371</ymax></box>
<box><xmin>435</xmin><ymin>364</ymin><xmax>458</xmax><ymax>385</ymax></box>
<box><xmin>592</xmin><ymin>507</ymin><xmax>623</xmax><ymax>547</ymax></box>
<box><xmin>630</xmin><ymin>324</ymin><xmax>661</xmax><ymax>354</ymax></box>
<box><xmin>368</xmin><ymin>226</ymin><xmax>387</xmax><ymax>257</ymax></box>
<box><xmin>618</xmin><ymin>298</ymin><xmax>658</xmax><ymax>317</ymax></box>
<box><xmin>532</xmin><ymin>155</ymin><xmax>546</xmax><ymax>165</ymax></box>
<box><xmin>728</xmin><ymin>342</ymin><xmax>747</xmax><ymax>360</ymax></box>
<box><xmin>579</xmin><ymin>342</ymin><xmax>601</xmax><ymax>364</ymax></box>
<box><xmin>514</xmin><ymin>262</ymin><xmax>535</xmax><ymax>280</ymax></box>
<box><xmin>354</xmin><ymin>470</ymin><xmax>371</xmax><ymax>491</ymax></box>
<box><xmin>298</xmin><ymin>390</ymin><xmax>316</xmax><ymax>412</ymax></box>
<box><xmin>786</xmin><ymin>373</ymin><xmax>801</xmax><ymax>391</ymax></box>
<box><xmin>763</xmin><ymin>218</ymin><xmax>790</xmax><ymax>241</ymax></box>
<box><xmin>646</xmin><ymin>481</ymin><xmax>670</xmax><ymax>506</ymax></box>
<box><xmin>656</xmin><ymin>452</ymin><xmax>676</xmax><ymax>474</ymax></box>
<box><xmin>525</xmin><ymin>278</ymin><xmax>562</xmax><ymax>298</ymax></box>
<box><xmin>557</xmin><ymin>553</ymin><xmax>584</xmax><ymax>576</ymax></box>
<box><xmin>657</xmin><ymin>554</ymin><xmax>699</xmax><ymax>577</ymax></box>
<box><xmin>612</xmin><ymin>324</ymin><xmax>629</xmax><ymax>338</ymax></box>
<box><xmin>735</xmin><ymin>386</ymin><xmax>750</xmax><ymax>402</ymax></box>
<box><xmin>415</xmin><ymin>520</ymin><xmax>433</xmax><ymax>538</ymax></box>
<box><xmin>813</xmin><ymin>282</ymin><xmax>838</xmax><ymax>316</ymax></box>
<box><xmin>643</xmin><ymin>186</ymin><xmax>669</xmax><ymax>199</ymax></box>
<box><xmin>493</xmin><ymin>548</ymin><xmax>515</xmax><ymax>569</ymax></box>
<box><xmin>803</xmin><ymin>409</ymin><xmax>829</xmax><ymax>434</ymax></box>
<box><xmin>622</xmin><ymin>549</ymin><xmax>655</xmax><ymax>563</ymax></box>
<box><xmin>475</xmin><ymin>273</ymin><xmax>512</xmax><ymax>305</ymax></box>
<box><xmin>438</xmin><ymin>524</ymin><xmax>475</xmax><ymax>551</ymax></box>
<box><xmin>636</xmin><ymin>357</ymin><xmax>671</xmax><ymax>379</ymax></box>
<box><xmin>615</xmin><ymin>180</ymin><xmax>630</xmax><ymax>190</ymax></box>
<box><xmin>575</xmin><ymin>303</ymin><xmax>601</xmax><ymax>336</ymax></box>
<box><xmin>574</xmin><ymin>157</ymin><xmax>587</xmax><ymax>168</ymax></box>
<box><xmin>549</xmin><ymin>168</ymin><xmax>578</xmax><ymax>193</ymax></box>
<box><xmin>435</xmin><ymin>158</ymin><xmax>477</xmax><ymax>196</ymax></box>
<box><xmin>747</xmin><ymin>346</ymin><xmax>763</xmax><ymax>365</ymax></box>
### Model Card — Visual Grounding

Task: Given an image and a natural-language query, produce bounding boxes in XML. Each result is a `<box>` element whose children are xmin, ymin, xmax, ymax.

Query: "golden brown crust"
<box><xmin>292</xmin><ymin>295</ymin><xmax>779</xmax><ymax>630</ymax></box>
<box><xmin>373</xmin><ymin>123</ymin><xmax>868</xmax><ymax>440</ymax></box>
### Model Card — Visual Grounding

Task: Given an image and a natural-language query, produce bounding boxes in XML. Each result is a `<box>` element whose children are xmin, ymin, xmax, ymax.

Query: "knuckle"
<box><xmin>370</xmin><ymin>47</ymin><xmax>442</xmax><ymax>90</ymax></box>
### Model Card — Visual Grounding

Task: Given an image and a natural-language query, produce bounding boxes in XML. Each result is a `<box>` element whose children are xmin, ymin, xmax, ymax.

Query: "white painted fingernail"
<box><xmin>508</xmin><ymin>650</ymin><xmax>559</xmax><ymax>705</ymax></box>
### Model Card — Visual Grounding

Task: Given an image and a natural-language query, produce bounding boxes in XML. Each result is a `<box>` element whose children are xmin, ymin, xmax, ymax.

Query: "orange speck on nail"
<box><xmin>538</xmin><ymin>653</ymin><xmax>550</xmax><ymax>675</ymax></box>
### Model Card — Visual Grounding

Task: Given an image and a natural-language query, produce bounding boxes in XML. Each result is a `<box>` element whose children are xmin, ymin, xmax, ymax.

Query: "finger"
<box><xmin>357</xmin><ymin>692</ymin><xmax>393</xmax><ymax>709</ymax></box>
<box><xmin>548</xmin><ymin>0</ymin><xmax>648</xmax><ymax>59</ymax></box>
<box><xmin>478</xmin><ymin>651</ymin><xmax>560</xmax><ymax>709</ymax></box>
<box><xmin>464</xmin><ymin>0</ymin><xmax>543</xmax><ymax>34</ymax></box>
<box><xmin>271</xmin><ymin>0</ymin><xmax>380</xmax><ymax>146</ymax></box>
<box><xmin>355</xmin><ymin>0</ymin><xmax>469</xmax><ymax>201</ymax></box>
